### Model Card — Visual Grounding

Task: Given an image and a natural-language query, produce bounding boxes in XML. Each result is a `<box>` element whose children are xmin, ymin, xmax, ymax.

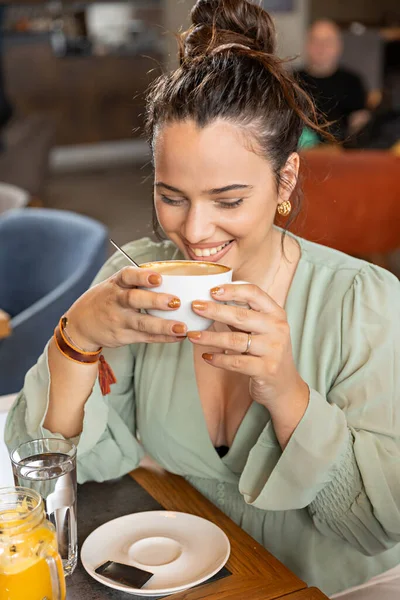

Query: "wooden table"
<box><xmin>130</xmin><ymin>467</ymin><xmax>329</xmax><ymax>600</ymax></box>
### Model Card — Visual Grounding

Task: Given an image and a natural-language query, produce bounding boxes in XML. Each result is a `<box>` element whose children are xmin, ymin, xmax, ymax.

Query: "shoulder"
<box><xmin>290</xmin><ymin>236</ymin><xmax>399</xmax><ymax>384</ymax></box>
<box><xmin>336</xmin><ymin>67</ymin><xmax>363</xmax><ymax>85</ymax></box>
<box><xmin>296</xmin><ymin>235</ymin><xmax>399</xmax><ymax>309</ymax></box>
<box><xmin>298</xmin><ymin>235</ymin><xmax>367</xmax><ymax>273</ymax></box>
<box><xmin>90</xmin><ymin>237</ymin><xmax>179</xmax><ymax>285</ymax></box>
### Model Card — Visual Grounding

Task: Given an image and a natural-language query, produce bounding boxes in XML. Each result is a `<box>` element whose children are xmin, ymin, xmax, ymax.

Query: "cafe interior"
<box><xmin>0</xmin><ymin>1</ymin><xmax>399</xmax><ymax>599</ymax></box>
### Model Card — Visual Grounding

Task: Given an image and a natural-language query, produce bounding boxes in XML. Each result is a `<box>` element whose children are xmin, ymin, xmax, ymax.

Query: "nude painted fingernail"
<box><xmin>187</xmin><ymin>331</ymin><xmax>202</xmax><ymax>340</ymax></box>
<box><xmin>202</xmin><ymin>353</ymin><xmax>213</xmax><ymax>361</ymax></box>
<box><xmin>192</xmin><ymin>301</ymin><xmax>207</xmax><ymax>311</ymax></box>
<box><xmin>168</xmin><ymin>298</ymin><xmax>181</xmax><ymax>309</ymax></box>
<box><xmin>172</xmin><ymin>324</ymin><xmax>186</xmax><ymax>335</ymax></box>
<box><xmin>211</xmin><ymin>286</ymin><xmax>224</xmax><ymax>296</ymax></box>
<box><xmin>148</xmin><ymin>274</ymin><xmax>161</xmax><ymax>285</ymax></box>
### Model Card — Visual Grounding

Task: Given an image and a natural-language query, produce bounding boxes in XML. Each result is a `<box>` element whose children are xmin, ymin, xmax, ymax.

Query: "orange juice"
<box><xmin>0</xmin><ymin>488</ymin><xmax>66</xmax><ymax>600</ymax></box>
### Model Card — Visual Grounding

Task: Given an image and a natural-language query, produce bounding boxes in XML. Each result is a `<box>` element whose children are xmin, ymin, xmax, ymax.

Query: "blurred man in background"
<box><xmin>296</xmin><ymin>20</ymin><xmax>370</xmax><ymax>142</ymax></box>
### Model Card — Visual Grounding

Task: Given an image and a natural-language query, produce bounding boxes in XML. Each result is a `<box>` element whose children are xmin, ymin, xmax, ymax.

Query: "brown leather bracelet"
<box><xmin>53</xmin><ymin>317</ymin><xmax>117</xmax><ymax>395</ymax></box>
<box><xmin>54</xmin><ymin>317</ymin><xmax>101</xmax><ymax>365</ymax></box>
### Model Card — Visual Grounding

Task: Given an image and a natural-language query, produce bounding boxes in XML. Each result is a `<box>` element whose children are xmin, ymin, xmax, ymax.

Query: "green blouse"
<box><xmin>5</xmin><ymin>234</ymin><xmax>400</xmax><ymax>596</ymax></box>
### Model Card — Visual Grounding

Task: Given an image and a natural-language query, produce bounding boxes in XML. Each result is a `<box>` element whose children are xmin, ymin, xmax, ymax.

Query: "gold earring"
<box><xmin>277</xmin><ymin>200</ymin><xmax>292</xmax><ymax>217</ymax></box>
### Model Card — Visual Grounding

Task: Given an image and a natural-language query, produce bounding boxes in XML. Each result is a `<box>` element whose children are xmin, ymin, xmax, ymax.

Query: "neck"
<box><xmin>233</xmin><ymin>227</ymin><xmax>301</xmax><ymax>308</ymax></box>
<box><xmin>306</xmin><ymin>64</ymin><xmax>337</xmax><ymax>78</ymax></box>
<box><xmin>233</xmin><ymin>227</ymin><xmax>283</xmax><ymax>291</ymax></box>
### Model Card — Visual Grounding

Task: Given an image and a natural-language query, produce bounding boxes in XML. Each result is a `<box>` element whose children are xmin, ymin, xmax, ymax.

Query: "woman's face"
<box><xmin>153</xmin><ymin>119</ymin><xmax>294</xmax><ymax>274</ymax></box>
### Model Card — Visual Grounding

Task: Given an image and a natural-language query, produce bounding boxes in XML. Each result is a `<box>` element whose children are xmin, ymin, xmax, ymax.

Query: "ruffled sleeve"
<box><xmin>238</xmin><ymin>264</ymin><xmax>400</xmax><ymax>555</ymax></box>
<box><xmin>4</xmin><ymin>238</ymin><xmax>178</xmax><ymax>484</ymax></box>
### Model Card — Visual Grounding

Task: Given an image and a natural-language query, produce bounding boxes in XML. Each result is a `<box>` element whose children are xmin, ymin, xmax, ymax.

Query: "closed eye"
<box><xmin>218</xmin><ymin>199</ymin><xmax>243</xmax><ymax>209</ymax></box>
<box><xmin>160</xmin><ymin>195</ymin><xmax>185</xmax><ymax>206</ymax></box>
<box><xmin>160</xmin><ymin>195</ymin><xmax>243</xmax><ymax>209</ymax></box>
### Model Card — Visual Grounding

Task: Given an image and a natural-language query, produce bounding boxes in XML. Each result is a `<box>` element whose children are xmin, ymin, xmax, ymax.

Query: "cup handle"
<box><xmin>44</xmin><ymin>552</ymin><xmax>65</xmax><ymax>600</ymax></box>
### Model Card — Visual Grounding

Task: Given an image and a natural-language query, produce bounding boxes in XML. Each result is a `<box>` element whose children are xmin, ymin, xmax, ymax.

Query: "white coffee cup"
<box><xmin>139</xmin><ymin>260</ymin><xmax>236</xmax><ymax>331</ymax></box>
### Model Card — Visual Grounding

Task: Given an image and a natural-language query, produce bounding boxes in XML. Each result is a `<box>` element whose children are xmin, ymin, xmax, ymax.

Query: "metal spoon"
<box><xmin>109</xmin><ymin>239</ymin><xmax>140</xmax><ymax>268</ymax></box>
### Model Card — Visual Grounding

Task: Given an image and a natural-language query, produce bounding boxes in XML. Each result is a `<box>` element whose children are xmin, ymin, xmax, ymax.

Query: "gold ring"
<box><xmin>243</xmin><ymin>333</ymin><xmax>252</xmax><ymax>355</ymax></box>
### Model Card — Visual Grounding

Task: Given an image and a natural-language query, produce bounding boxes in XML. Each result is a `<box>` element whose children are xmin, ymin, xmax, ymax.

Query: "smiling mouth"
<box><xmin>189</xmin><ymin>241</ymin><xmax>232</xmax><ymax>257</ymax></box>
<box><xmin>186</xmin><ymin>240</ymin><xmax>234</xmax><ymax>262</ymax></box>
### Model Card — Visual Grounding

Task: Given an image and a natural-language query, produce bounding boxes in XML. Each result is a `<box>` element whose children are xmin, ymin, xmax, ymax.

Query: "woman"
<box><xmin>5</xmin><ymin>1</ymin><xmax>400</xmax><ymax>597</ymax></box>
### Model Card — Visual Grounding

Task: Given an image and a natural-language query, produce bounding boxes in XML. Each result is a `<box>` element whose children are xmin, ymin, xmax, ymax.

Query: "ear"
<box><xmin>278</xmin><ymin>153</ymin><xmax>300</xmax><ymax>203</ymax></box>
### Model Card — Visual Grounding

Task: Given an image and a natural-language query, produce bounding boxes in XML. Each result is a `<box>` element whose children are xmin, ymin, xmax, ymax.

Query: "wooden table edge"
<box><xmin>130</xmin><ymin>467</ymin><xmax>310</xmax><ymax>600</ymax></box>
<box><xmin>277</xmin><ymin>588</ymin><xmax>329</xmax><ymax>599</ymax></box>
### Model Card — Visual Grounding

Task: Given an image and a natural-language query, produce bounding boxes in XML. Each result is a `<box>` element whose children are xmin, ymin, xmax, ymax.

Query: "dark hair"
<box><xmin>146</xmin><ymin>0</ymin><xmax>331</xmax><ymax>237</ymax></box>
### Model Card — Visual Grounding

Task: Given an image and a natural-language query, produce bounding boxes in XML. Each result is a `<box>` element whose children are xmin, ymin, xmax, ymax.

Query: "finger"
<box><xmin>126</xmin><ymin>312</ymin><xmax>187</xmax><ymax>337</ymax></box>
<box><xmin>191</xmin><ymin>300</ymin><xmax>273</xmax><ymax>333</ymax></box>
<box><xmin>187</xmin><ymin>330</ymin><xmax>263</xmax><ymax>356</ymax></box>
<box><xmin>118</xmin><ymin>288</ymin><xmax>181</xmax><ymax>311</ymax></box>
<box><xmin>115</xmin><ymin>267</ymin><xmax>163</xmax><ymax>289</ymax></box>
<box><xmin>202</xmin><ymin>352</ymin><xmax>263</xmax><ymax>377</ymax></box>
<box><xmin>210</xmin><ymin>283</ymin><xmax>284</xmax><ymax>315</ymax></box>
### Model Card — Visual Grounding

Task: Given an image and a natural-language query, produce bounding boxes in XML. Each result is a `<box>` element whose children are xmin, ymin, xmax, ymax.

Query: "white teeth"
<box><xmin>190</xmin><ymin>242</ymin><xmax>231</xmax><ymax>257</ymax></box>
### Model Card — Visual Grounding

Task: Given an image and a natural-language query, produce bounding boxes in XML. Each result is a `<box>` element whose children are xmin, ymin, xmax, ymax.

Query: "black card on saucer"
<box><xmin>95</xmin><ymin>560</ymin><xmax>154</xmax><ymax>588</ymax></box>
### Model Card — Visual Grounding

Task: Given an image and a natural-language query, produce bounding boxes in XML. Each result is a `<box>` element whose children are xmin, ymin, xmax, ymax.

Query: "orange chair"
<box><xmin>287</xmin><ymin>150</ymin><xmax>400</xmax><ymax>270</ymax></box>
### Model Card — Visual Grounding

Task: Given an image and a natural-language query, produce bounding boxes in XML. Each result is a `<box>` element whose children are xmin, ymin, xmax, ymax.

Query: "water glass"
<box><xmin>10</xmin><ymin>438</ymin><xmax>77</xmax><ymax>576</ymax></box>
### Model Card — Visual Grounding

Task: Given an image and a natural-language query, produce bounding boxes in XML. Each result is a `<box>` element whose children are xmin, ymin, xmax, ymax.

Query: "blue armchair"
<box><xmin>0</xmin><ymin>208</ymin><xmax>108</xmax><ymax>394</ymax></box>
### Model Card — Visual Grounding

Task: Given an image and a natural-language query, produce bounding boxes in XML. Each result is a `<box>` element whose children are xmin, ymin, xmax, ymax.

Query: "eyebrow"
<box><xmin>155</xmin><ymin>182</ymin><xmax>253</xmax><ymax>195</ymax></box>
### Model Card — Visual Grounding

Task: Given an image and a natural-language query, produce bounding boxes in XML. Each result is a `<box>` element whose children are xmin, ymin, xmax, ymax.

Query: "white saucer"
<box><xmin>81</xmin><ymin>511</ymin><xmax>231</xmax><ymax>597</ymax></box>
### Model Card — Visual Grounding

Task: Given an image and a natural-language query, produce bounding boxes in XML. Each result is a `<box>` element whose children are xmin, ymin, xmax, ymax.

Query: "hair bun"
<box><xmin>184</xmin><ymin>0</ymin><xmax>277</xmax><ymax>59</ymax></box>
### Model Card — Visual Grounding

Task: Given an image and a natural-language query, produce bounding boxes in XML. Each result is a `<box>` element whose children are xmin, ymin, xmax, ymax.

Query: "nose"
<box><xmin>182</xmin><ymin>203</ymin><xmax>215</xmax><ymax>244</ymax></box>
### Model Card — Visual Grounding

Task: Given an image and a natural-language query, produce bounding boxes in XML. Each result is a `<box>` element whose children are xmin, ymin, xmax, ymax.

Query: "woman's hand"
<box><xmin>188</xmin><ymin>283</ymin><xmax>309</xmax><ymax>447</ymax></box>
<box><xmin>63</xmin><ymin>266</ymin><xmax>187</xmax><ymax>351</ymax></box>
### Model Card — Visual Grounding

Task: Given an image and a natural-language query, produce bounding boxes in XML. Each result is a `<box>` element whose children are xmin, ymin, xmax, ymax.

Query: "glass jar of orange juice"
<box><xmin>0</xmin><ymin>487</ymin><xmax>66</xmax><ymax>600</ymax></box>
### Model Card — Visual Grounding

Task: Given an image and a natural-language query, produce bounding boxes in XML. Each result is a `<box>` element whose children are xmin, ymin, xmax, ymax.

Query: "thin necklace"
<box><xmin>264</xmin><ymin>246</ymin><xmax>283</xmax><ymax>295</ymax></box>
